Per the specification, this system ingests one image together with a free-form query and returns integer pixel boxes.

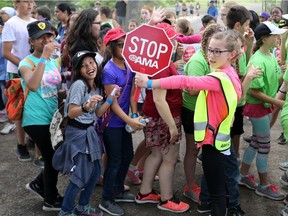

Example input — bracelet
[147,79,152,89]
[131,113,138,118]
[39,58,47,64]
[81,103,89,113]
[106,97,113,105]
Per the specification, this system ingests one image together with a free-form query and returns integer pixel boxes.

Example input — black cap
[72,51,96,70]
[27,20,54,39]
[254,21,287,41]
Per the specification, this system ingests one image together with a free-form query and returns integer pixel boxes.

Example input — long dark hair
[67,9,99,57]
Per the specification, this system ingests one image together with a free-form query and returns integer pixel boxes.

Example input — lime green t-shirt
[182,50,210,111]
[246,50,280,105]
[237,52,247,106]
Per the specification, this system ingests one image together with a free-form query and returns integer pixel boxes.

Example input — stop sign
[122,24,174,77]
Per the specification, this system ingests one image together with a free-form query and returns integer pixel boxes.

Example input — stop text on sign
[128,36,169,69]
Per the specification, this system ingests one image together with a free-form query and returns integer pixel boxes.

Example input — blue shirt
[0,34,7,81]
[101,60,134,127]
[207,6,218,18]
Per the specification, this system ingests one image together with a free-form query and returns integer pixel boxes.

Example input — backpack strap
[22,57,36,100]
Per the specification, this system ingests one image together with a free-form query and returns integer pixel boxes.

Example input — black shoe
[16,144,32,162]
[227,204,245,216]
[278,133,287,145]
[25,181,44,200]
[34,156,44,169]
[242,135,252,143]
[197,202,211,213]
[42,195,63,211]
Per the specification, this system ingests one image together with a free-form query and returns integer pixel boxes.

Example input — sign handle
[133,68,145,102]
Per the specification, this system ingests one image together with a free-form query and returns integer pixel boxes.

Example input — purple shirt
[102,60,134,127]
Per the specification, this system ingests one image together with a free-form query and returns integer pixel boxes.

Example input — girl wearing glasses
[135,29,262,216]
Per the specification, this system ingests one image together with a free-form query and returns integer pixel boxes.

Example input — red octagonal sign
[122,24,174,77]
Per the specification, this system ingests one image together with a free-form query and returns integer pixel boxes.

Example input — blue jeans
[61,160,101,213]
[102,127,134,201]
[0,80,6,110]
[200,143,240,208]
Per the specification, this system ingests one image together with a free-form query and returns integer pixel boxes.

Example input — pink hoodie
[177,34,202,44]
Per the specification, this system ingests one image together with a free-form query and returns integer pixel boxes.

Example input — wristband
[147,79,152,89]
[39,58,47,64]
[81,103,89,113]
[131,113,138,118]
[106,97,113,105]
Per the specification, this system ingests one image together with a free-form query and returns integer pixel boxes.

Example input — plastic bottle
[125,118,149,133]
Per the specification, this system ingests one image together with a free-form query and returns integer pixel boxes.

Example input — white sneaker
[1,123,16,135]
[0,109,6,114]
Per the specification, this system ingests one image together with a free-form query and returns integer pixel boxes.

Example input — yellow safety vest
[194,72,238,152]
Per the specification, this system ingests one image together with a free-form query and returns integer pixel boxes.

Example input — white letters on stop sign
[129,36,168,60]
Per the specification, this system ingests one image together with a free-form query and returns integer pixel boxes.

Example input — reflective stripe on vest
[194,72,237,152]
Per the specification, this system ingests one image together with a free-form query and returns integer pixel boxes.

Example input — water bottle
[125,118,149,133]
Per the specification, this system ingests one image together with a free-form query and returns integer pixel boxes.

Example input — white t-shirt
[2,16,36,74]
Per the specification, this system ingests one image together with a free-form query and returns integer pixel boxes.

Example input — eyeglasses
[93,21,102,25]
[207,49,231,56]
[116,42,124,48]
[220,13,227,17]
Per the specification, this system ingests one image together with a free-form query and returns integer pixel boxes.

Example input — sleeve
[177,34,202,44]
[185,57,208,77]
[67,81,86,106]
[159,75,222,92]
[247,58,265,89]
[2,22,16,42]
[102,65,117,85]
[283,66,288,83]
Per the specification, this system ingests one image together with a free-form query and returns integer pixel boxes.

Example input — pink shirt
[177,34,202,44]
[159,66,242,147]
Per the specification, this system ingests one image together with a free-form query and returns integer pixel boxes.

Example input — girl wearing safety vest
[134,29,262,216]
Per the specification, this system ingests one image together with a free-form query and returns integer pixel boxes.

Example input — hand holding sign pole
[122,24,174,101]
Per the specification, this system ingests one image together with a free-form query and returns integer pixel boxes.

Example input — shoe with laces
[197,202,211,214]
[280,205,288,216]
[279,162,288,171]
[278,133,287,145]
[34,156,44,168]
[99,200,124,216]
[114,192,135,203]
[135,190,160,204]
[74,205,103,216]
[255,184,285,201]
[26,181,44,199]
[127,168,141,185]
[183,184,200,203]
[280,172,288,186]
[43,195,63,211]
[157,195,189,213]
[16,144,32,162]
[227,204,245,216]
[1,122,16,134]
[238,174,258,190]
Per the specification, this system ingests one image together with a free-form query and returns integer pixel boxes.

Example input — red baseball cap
[104,27,126,46]
[156,23,178,40]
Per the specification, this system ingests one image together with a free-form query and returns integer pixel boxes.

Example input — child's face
[237,19,250,35]
[264,34,280,49]
[272,8,282,23]
[141,9,151,21]
[207,38,234,69]
[80,56,97,81]
[128,22,137,31]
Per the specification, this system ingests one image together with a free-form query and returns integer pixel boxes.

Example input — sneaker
[280,205,288,216]
[279,162,288,171]
[242,135,252,143]
[99,200,124,216]
[278,133,287,145]
[157,195,189,213]
[16,144,32,162]
[74,205,103,216]
[197,202,211,214]
[280,172,288,186]
[0,113,8,123]
[238,174,258,190]
[227,204,245,216]
[26,181,44,199]
[135,190,160,204]
[255,184,285,201]
[1,122,16,134]
[183,184,200,203]
[43,195,63,211]
[114,192,135,203]
[127,168,141,185]
[284,194,288,205]
[34,156,44,168]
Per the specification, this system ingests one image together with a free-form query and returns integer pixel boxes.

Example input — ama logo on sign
[122,24,174,77]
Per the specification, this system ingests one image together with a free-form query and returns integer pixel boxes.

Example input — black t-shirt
[115,1,126,17]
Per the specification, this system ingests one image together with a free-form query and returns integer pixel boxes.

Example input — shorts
[231,106,244,137]
[144,115,182,149]
[181,106,194,134]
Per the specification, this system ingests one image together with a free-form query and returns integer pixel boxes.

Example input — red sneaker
[127,169,141,185]
[135,190,161,204]
[183,184,200,202]
[157,196,189,213]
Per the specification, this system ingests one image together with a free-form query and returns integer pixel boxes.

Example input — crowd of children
[2,0,288,216]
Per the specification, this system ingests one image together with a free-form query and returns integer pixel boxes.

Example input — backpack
[4,58,34,121]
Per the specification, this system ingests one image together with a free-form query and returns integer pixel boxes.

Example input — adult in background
[2,0,36,159]
[115,0,127,28]
[54,2,71,43]
[207,1,218,21]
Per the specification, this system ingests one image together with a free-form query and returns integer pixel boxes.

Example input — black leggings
[202,145,227,216]
[24,125,59,203]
